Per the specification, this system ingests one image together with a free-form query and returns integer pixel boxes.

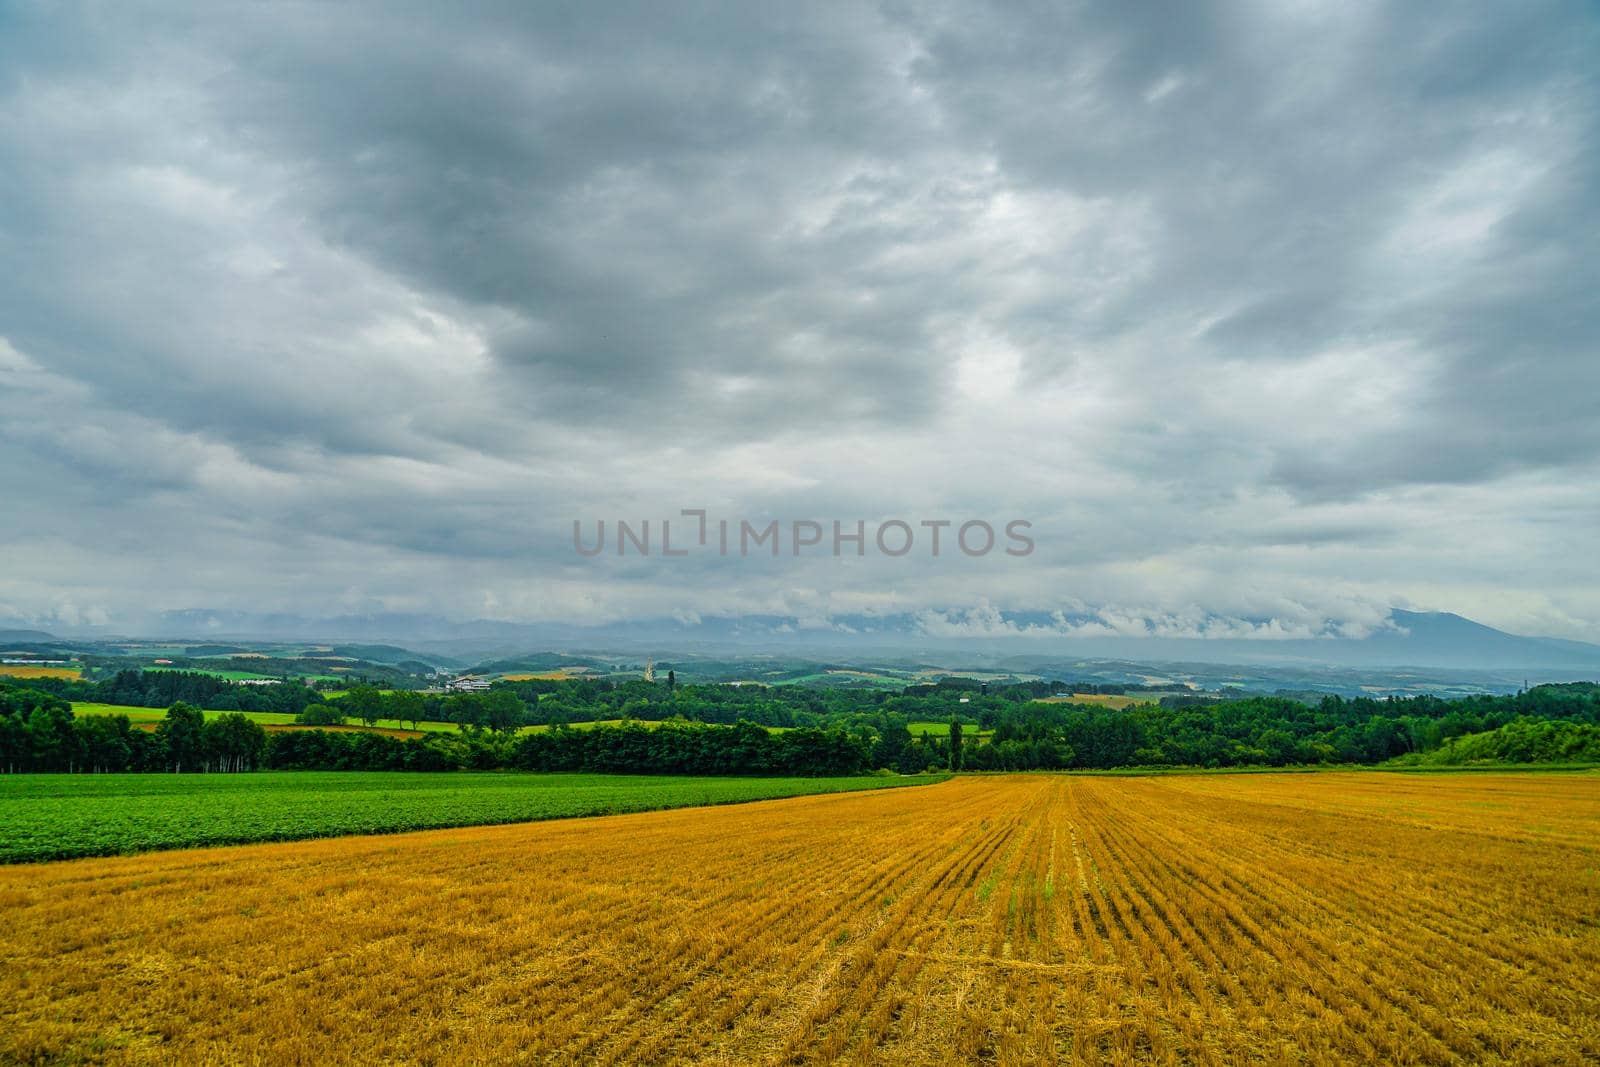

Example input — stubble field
[2,771,1597,1064]
[0,665,82,680]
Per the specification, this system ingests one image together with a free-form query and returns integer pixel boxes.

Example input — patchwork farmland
[3,772,1596,1064]
[0,664,82,681]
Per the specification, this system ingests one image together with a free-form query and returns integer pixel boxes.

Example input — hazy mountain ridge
[20,607,1600,673]
[0,629,62,646]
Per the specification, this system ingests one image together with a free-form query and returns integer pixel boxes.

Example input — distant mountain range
[0,629,61,645]
[1351,610,1600,671]
[28,607,1600,673]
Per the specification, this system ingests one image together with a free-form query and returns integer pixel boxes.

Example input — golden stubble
[2,771,1597,1065]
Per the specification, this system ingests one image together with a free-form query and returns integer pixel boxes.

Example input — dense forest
[3,672,1598,774]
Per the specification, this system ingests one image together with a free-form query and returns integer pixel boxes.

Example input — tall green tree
[156,702,206,773]
[26,704,79,772]
[873,715,913,772]
[203,712,268,772]
[296,703,345,726]
[0,711,28,773]
[344,685,385,728]
[447,694,487,732]
[389,690,425,731]
[483,689,524,733]
[78,715,133,773]
[948,718,963,771]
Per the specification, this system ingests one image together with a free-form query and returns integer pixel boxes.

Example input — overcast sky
[2,1,1597,641]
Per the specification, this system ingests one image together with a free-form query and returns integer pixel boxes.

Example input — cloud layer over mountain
[2,1,1597,639]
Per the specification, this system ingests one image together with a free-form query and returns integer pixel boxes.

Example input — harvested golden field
[501,669,586,681]
[0,664,81,680]
[1034,693,1142,709]
[3,772,1598,1064]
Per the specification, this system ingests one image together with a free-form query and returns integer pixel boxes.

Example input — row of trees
[944,685,1600,770]
[503,676,1016,728]
[6,678,1598,774]
[32,669,323,715]
[320,686,525,731]
[275,720,884,776]
[1,692,267,774]
[24,673,534,731]
[0,687,886,776]
[16,668,1165,735]
[511,721,875,776]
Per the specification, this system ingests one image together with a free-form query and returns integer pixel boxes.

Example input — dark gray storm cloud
[1,0,1597,639]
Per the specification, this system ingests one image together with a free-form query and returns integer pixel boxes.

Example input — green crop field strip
[141,666,289,681]
[521,718,789,733]
[75,704,468,734]
[0,771,947,863]
[142,666,346,682]
[907,720,992,740]
[70,705,786,737]
[73,704,300,726]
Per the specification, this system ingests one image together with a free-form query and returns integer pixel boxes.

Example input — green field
[143,665,345,683]
[0,771,947,863]
[523,718,789,734]
[71,705,785,737]
[142,666,287,681]
[907,720,993,741]
[73,703,299,726]
[1032,692,1145,709]
[523,717,636,732]
[74,703,470,734]
[776,671,908,689]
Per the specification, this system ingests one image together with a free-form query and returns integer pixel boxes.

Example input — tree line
[0,687,885,776]
[5,675,1598,774]
[14,669,1159,732]
[0,694,269,774]
[944,684,1600,770]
